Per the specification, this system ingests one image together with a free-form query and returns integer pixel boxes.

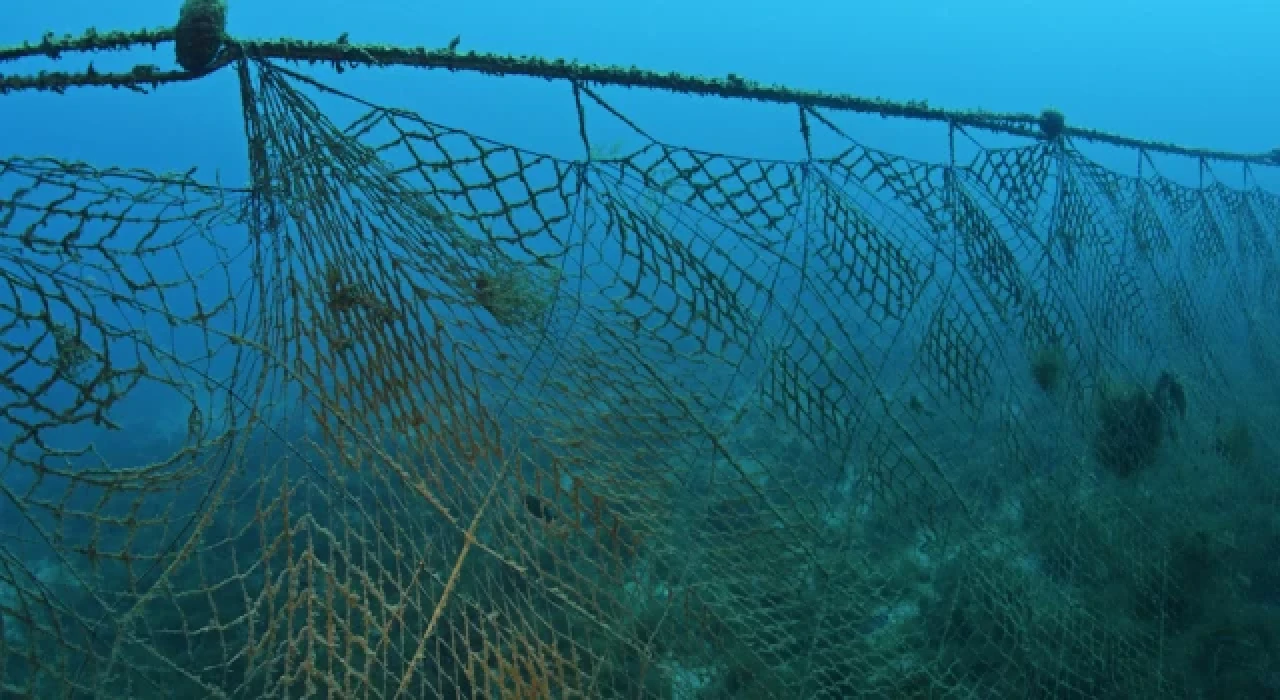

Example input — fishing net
[2,15,1280,700]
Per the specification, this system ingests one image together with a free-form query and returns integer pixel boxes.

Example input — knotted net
[2,26,1279,700]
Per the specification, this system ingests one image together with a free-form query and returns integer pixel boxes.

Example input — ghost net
[2,20,1280,700]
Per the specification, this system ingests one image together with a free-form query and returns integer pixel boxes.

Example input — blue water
[5,0,1278,184]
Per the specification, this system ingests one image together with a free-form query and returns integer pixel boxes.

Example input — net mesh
[2,51,1279,699]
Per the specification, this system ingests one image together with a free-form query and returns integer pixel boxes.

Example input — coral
[1093,381,1164,477]
[1029,343,1065,393]
[1213,418,1253,466]
[1152,371,1187,419]
[174,0,228,73]
[1180,604,1280,697]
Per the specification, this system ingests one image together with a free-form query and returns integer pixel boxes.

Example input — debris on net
[174,0,227,72]
[471,257,562,329]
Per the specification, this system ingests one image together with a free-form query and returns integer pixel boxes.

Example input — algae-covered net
[3,5,1280,698]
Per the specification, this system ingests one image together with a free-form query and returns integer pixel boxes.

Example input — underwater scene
[2,0,1280,697]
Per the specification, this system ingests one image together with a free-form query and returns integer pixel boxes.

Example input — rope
[3,27,1278,167]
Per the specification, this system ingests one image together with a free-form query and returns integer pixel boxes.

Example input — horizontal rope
[3,27,1278,167]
